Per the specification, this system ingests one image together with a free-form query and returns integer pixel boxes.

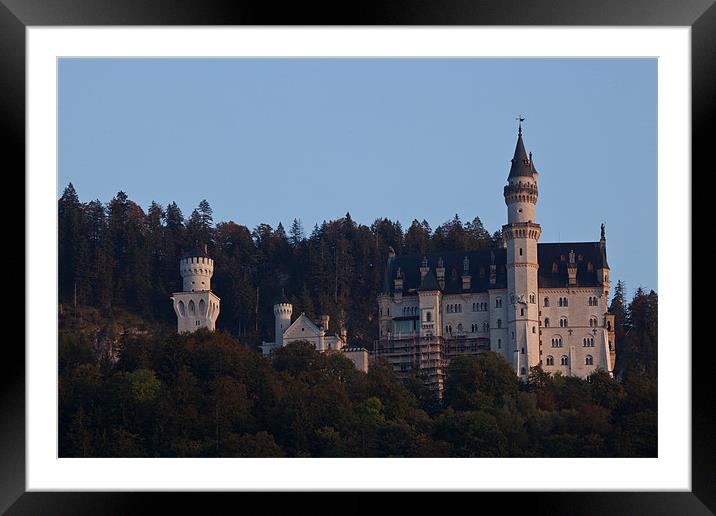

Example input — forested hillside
[58,183,658,458]
[58,183,499,349]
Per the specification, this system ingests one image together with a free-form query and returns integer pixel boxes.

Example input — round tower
[273,291,293,348]
[180,246,214,292]
[172,246,220,334]
[502,120,542,378]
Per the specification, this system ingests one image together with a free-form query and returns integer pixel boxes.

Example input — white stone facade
[261,307,369,373]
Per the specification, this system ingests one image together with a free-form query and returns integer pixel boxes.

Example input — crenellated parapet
[501,221,542,241]
[503,182,539,205]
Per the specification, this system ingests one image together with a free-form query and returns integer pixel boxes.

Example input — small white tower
[273,291,293,348]
[171,246,220,333]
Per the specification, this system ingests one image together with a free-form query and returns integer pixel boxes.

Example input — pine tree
[289,218,304,247]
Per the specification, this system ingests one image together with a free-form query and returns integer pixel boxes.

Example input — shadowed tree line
[59,183,500,349]
[59,334,656,458]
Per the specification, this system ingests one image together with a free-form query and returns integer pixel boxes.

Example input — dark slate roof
[383,241,608,294]
[181,247,210,259]
[418,269,440,291]
[537,242,608,288]
[508,131,538,179]
[386,248,508,294]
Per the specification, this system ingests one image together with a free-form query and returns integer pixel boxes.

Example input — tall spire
[508,118,536,179]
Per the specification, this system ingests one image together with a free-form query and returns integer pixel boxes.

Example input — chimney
[436,257,445,290]
[420,256,429,279]
[462,256,471,290]
[321,315,330,332]
[567,249,577,286]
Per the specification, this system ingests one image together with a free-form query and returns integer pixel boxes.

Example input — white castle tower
[171,246,220,333]
[502,120,541,379]
[273,291,293,348]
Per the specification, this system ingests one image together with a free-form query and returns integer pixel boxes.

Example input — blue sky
[59,58,657,297]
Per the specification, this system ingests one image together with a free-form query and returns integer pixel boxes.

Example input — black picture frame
[4,1,708,513]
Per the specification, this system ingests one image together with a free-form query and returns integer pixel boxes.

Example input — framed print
[4,0,711,513]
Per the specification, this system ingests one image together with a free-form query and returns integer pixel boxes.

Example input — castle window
[496,298,502,308]
[457,323,463,333]
[561,355,569,366]
[530,293,536,304]
[589,316,598,328]
[519,248,523,256]
[426,312,432,322]
[521,347,525,354]
[551,336,563,348]
[552,262,558,273]
[520,367,526,375]
[560,317,568,328]
[586,355,594,366]
[533,326,536,333]
[546,355,554,366]
[544,297,550,307]
[520,308,524,316]
[544,318,550,327]
[497,319,502,329]
[178,301,185,316]
[497,339,502,349]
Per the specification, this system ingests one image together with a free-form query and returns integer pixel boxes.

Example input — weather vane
[516,115,525,135]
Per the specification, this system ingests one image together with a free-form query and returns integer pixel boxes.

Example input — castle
[170,247,368,372]
[170,124,615,391]
[374,123,616,393]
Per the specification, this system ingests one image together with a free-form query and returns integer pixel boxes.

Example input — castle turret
[502,120,541,378]
[273,291,293,348]
[171,246,220,333]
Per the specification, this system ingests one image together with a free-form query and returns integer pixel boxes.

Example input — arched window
[497,338,502,349]
[544,318,550,327]
[188,300,196,315]
[178,300,185,316]
[589,316,598,328]
[551,336,563,348]
[558,297,563,307]
[544,297,550,307]
[532,326,536,333]
[586,355,594,365]
[560,317,568,328]
[561,355,569,366]
[497,319,502,329]
[199,299,206,316]
[457,323,463,333]
[530,293,536,304]
[520,308,525,316]
[564,297,569,307]
[426,312,432,322]
[546,355,554,366]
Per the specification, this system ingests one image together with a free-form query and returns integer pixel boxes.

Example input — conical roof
[273,289,291,305]
[508,130,535,179]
